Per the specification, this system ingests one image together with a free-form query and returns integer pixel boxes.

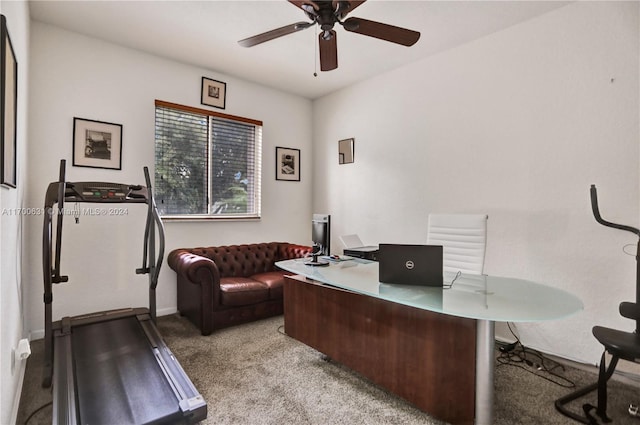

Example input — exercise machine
[555,185,640,423]
[42,160,207,424]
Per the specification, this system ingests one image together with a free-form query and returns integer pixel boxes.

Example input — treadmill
[41,159,207,424]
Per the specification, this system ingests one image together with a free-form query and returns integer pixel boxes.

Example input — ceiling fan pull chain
[314,24,318,77]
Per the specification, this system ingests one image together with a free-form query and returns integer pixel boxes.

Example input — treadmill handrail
[144,166,165,290]
[139,168,152,275]
[54,160,67,283]
[152,206,166,288]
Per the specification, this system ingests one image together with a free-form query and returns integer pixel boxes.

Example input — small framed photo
[72,117,122,170]
[201,77,226,109]
[276,147,300,182]
[1,14,17,188]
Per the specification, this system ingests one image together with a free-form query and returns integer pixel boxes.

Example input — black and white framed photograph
[276,146,300,182]
[72,117,122,170]
[201,77,226,109]
[1,14,17,188]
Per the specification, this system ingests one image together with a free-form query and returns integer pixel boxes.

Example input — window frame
[154,99,263,221]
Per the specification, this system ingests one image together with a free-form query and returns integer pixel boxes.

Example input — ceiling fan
[238,0,420,72]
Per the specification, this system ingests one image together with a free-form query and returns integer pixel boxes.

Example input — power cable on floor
[495,322,576,389]
[24,401,52,425]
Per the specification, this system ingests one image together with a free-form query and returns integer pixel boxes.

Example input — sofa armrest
[279,243,313,260]
[168,249,221,284]
[168,249,220,335]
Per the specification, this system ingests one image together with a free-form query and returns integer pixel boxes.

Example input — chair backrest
[620,301,640,334]
[426,214,488,275]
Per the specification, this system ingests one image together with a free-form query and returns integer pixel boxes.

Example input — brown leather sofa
[168,242,312,335]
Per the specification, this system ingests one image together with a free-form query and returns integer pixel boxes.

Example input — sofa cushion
[250,271,289,300]
[219,277,269,306]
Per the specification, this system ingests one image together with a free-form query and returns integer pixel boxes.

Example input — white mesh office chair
[426,214,488,275]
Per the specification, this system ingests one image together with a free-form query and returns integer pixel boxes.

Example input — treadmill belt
[72,317,183,425]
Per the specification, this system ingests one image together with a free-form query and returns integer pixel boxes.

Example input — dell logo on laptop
[405,260,415,270]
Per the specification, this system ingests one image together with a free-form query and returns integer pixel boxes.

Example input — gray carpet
[16,314,640,424]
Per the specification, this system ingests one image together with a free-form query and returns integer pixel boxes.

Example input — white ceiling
[29,0,570,99]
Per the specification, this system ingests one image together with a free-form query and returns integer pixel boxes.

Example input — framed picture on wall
[275,146,300,182]
[1,14,18,188]
[72,117,123,170]
[201,77,226,109]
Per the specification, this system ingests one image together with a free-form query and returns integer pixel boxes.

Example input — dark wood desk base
[284,274,477,424]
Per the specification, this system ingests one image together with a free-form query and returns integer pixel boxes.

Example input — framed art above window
[201,77,226,109]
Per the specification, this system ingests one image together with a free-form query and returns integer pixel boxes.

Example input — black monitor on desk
[312,213,330,255]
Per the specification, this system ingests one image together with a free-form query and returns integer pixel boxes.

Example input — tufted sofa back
[184,242,309,278]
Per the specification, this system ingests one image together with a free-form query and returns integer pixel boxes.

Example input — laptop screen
[378,244,443,287]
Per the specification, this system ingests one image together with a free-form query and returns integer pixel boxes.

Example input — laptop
[378,244,443,287]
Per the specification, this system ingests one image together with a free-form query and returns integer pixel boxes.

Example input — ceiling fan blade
[238,22,313,47]
[319,30,338,71]
[343,17,420,46]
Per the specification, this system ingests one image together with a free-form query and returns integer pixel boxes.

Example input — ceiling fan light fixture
[341,18,359,31]
[333,1,348,16]
[320,22,335,31]
[301,1,320,11]
[294,22,314,30]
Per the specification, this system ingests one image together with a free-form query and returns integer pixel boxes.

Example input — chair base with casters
[555,302,640,424]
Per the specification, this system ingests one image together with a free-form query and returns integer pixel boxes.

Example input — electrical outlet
[11,339,31,375]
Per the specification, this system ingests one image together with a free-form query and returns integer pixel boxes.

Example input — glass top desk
[276,258,583,425]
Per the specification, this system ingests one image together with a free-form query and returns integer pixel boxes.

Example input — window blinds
[154,101,262,218]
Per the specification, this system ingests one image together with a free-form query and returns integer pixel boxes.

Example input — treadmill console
[64,182,147,203]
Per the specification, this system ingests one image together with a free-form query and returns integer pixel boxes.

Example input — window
[154,100,262,219]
